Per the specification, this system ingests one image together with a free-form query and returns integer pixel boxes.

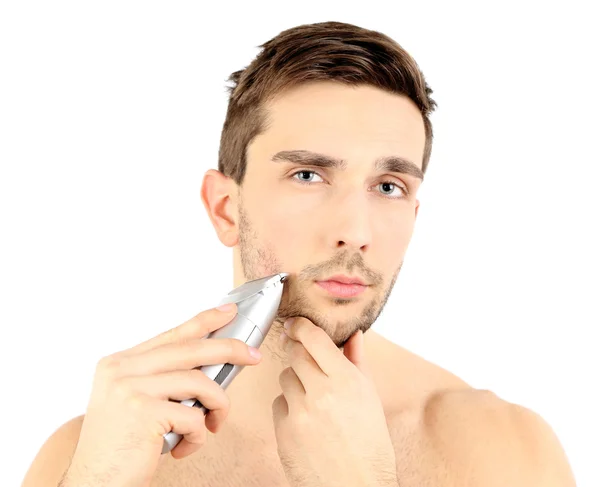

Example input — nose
[325,190,371,252]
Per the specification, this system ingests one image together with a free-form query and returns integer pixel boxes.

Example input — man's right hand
[62,302,262,487]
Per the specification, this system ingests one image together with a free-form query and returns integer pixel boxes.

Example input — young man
[22,21,575,487]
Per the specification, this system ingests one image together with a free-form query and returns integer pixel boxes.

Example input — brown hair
[218,21,437,186]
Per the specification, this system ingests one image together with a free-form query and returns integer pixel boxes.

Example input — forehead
[248,81,426,171]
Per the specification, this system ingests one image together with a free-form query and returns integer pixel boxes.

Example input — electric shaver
[161,272,289,454]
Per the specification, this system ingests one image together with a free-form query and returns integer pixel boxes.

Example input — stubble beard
[237,201,401,351]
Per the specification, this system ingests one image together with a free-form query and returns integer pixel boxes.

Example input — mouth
[314,279,368,298]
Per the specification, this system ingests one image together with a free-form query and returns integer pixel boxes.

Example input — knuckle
[192,436,206,448]
[195,310,214,328]
[192,310,211,329]
[181,339,203,358]
[187,429,207,447]
[291,409,311,427]
[187,368,209,387]
[211,384,231,410]
[184,315,205,338]
[227,338,243,356]
[125,393,146,412]
[185,367,202,380]
[213,399,230,418]
[111,378,133,400]
[96,354,121,376]
[221,391,231,410]
[278,367,294,387]
[161,327,179,343]
[188,370,229,408]
[312,391,335,412]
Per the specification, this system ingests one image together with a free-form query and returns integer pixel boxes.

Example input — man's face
[234,81,425,348]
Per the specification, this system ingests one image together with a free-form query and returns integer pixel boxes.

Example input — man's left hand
[272,317,398,487]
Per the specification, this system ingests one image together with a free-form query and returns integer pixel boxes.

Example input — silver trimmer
[161,272,289,454]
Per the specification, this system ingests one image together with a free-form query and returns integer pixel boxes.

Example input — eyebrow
[271,149,424,181]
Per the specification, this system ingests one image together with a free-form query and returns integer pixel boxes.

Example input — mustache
[298,251,383,286]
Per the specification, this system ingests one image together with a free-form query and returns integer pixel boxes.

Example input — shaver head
[217,272,289,336]
[217,272,289,306]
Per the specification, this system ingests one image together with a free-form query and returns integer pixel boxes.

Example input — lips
[320,274,367,286]
[315,275,368,298]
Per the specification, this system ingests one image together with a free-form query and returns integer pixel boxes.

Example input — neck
[223,320,298,434]
[224,266,394,435]
[223,321,389,437]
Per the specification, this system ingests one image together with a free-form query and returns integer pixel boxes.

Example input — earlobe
[200,169,239,247]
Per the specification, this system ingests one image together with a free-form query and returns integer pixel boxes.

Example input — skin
[200,79,427,433]
[204,80,423,345]
[20,80,577,487]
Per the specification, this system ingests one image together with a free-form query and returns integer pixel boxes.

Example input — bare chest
[148,344,465,487]
[150,430,290,487]
[149,408,422,487]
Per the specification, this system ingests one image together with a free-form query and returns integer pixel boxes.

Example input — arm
[21,415,84,487]
[393,389,576,487]
[422,389,576,487]
[508,403,577,487]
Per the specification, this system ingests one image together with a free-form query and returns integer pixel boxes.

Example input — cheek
[257,198,322,267]
[375,209,415,254]
[267,203,311,245]
[261,185,320,233]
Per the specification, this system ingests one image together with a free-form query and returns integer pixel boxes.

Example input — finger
[122,304,238,356]
[122,370,232,438]
[284,317,347,378]
[115,336,260,377]
[283,337,325,390]
[171,436,203,459]
[204,407,225,435]
[156,399,209,459]
[118,369,230,411]
[131,369,232,439]
[272,393,289,419]
[278,366,305,414]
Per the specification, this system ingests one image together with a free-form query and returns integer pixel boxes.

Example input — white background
[1,1,598,486]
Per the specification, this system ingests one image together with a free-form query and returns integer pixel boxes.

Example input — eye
[376,181,408,199]
[292,170,324,184]
[290,170,408,199]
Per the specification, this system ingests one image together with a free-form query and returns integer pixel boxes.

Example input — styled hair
[218,21,437,186]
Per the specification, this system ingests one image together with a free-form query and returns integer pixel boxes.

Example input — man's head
[201,21,437,348]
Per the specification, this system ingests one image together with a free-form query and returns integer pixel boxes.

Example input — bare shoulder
[388,387,576,487]
[21,414,85,487]
[370,337,575,486]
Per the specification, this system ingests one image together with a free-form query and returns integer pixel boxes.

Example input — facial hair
[237,198,402,349]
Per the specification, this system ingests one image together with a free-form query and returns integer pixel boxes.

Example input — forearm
[57,462,123,487]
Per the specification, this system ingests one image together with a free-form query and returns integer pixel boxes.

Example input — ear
[200,169,239,247]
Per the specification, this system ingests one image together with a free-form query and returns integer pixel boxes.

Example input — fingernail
[284,318,294,330]
[217,303,235,312]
